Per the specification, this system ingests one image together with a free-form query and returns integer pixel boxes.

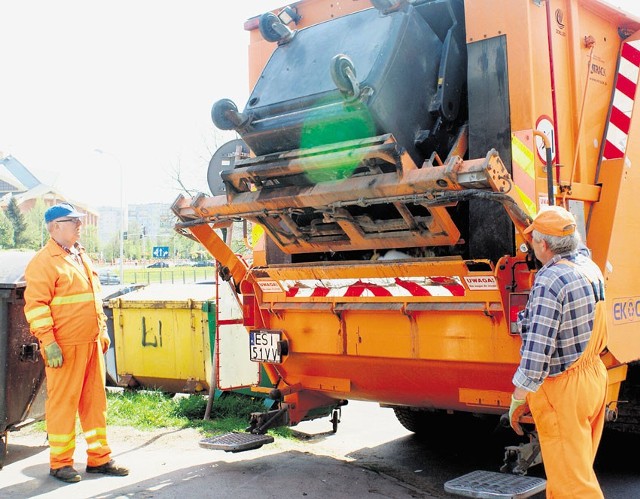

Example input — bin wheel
[211,99,240,130]
[0,432,7,470]
[371,0,405,13]
[259,12,285,43]
[330,54,360,98]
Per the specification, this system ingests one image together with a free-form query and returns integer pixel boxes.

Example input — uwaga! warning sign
[464,276,499,290]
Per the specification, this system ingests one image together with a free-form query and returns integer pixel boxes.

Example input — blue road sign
[152,246,170,258]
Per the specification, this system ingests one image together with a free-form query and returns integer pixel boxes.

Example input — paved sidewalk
[0,402,435,499]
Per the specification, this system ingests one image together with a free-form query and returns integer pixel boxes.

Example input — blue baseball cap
[44,203,86,223]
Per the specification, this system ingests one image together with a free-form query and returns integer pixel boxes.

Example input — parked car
[99,270,121,285]
[192,261,215,267]
[147,261,169,268]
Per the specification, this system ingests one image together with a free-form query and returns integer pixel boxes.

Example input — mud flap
[199,432,274,452]
[444,470,546,498]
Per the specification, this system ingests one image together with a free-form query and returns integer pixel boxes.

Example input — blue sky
[1,0,639,208]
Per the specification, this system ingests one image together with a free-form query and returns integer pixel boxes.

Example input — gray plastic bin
[233,5,443,168]
[0,251,46,469]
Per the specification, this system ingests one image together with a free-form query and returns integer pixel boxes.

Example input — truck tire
[393,407,513,456]
[394,407,426,433]
[607,361,640,434]
[393,407,455,437]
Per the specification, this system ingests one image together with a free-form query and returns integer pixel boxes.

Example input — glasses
[57,218,82,225]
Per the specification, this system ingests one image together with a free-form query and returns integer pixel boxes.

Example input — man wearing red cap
[509,205,607,498]
[23,203,129,483]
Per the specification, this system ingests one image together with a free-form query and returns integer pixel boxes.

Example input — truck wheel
[393,407,431,434]
[393,407,461,438]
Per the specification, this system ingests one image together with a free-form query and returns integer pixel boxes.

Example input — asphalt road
[2,400,640,498]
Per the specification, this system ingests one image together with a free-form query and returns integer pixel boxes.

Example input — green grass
[119,390,294,438]
[106,390,282,435]
[32,389,292,438]
[107,390,264,433]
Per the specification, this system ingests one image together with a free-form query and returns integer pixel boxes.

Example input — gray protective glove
[509,395,528,436]
[44,341,63,368]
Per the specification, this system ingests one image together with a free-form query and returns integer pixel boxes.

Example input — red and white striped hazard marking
[282,277,465,298]
[603,40,640,160]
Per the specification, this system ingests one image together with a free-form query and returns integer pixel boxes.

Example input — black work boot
[50,466,82,483]
[86,459,129,476]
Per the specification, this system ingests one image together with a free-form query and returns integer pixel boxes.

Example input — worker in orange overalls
[24,203,129,484]
[510,206,607,498]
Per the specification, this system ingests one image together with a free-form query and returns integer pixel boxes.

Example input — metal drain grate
[444,470,546,499]
[199,432,275,452]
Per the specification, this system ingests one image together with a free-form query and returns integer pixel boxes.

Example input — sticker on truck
[256,280,282,293]
[463,276,498,290]
[612,297,640,324]
[279,276,465,298]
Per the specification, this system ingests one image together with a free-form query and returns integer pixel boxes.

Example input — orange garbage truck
[173,0,640,491]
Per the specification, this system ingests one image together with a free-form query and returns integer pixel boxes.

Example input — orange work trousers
[527,302,608,498]
[44,340,112,469]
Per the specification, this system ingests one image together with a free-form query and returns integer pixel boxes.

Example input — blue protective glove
[509,395,528,436]
[44,341,63,368]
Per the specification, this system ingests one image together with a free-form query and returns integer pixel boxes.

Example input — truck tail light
[243,294,256,327]
[508,293,529,335]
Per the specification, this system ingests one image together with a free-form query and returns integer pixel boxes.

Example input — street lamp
[94,148,126,284]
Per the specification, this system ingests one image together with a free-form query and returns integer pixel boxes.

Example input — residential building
[1,153,175,250]
[0,154,99,225]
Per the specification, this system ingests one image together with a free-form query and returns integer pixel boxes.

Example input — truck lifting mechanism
[174,0,640,496]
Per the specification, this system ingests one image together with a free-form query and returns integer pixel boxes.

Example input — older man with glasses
[509,205,607,498]
[23,202,129,483]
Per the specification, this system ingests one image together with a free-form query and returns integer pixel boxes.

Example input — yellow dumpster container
[110,283,226,394]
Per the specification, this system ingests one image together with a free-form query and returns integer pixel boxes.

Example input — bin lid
[0,250,36,288]
[101,283,147,302]
[110,283,216,308]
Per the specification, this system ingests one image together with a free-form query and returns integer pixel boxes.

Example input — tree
[101,234,119,264]
[81,223,100,259]
[24,198,47,249]
[123,220,142,261]
[172,231,202,260]
[168,128,236,199]
[0,209,14,249]
[5,197,29,248]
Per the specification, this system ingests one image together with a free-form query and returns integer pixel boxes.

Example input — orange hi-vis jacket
[24,238,107,348]
[24,238,113,469]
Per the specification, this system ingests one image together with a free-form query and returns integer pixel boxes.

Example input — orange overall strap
[557,259,608,357]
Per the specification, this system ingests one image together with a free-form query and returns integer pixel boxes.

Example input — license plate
[249,330,281,363]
